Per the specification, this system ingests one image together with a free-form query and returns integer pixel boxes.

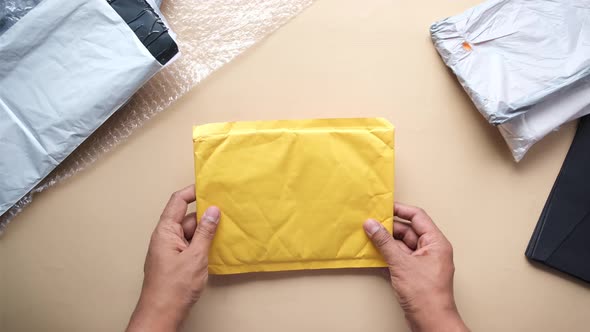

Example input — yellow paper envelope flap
[193,118,394,143]
[193,118,394,274]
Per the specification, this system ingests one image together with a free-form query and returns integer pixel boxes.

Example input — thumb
[364,219,406,265]
[189,206,221,255]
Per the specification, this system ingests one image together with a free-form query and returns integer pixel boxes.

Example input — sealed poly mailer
[430,0,590,161]
[431,0,590,125]
[193,118,394,274]
[0,0,178,215]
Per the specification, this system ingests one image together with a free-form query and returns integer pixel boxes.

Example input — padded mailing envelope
[193,118,394,274]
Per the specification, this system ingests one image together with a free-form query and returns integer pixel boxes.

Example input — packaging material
[431,0,590,125]
[0,0,178,216]
[109,0,178,65]
[431,0,590,161]
[0,0,314,233]
[498,80,590,161]
[193,118,395,275]
[0,0,166,37]
[526,115,590,283]
[0,0,42,36]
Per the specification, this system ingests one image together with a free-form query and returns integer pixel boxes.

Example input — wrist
[126,292,189,332]
[405,294,468,332]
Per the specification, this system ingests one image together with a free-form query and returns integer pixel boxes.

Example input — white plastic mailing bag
[0,0,174,214]
[498,79,590,161]
[431,0,590,161]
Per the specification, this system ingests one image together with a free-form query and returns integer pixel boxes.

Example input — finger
[159,185,196,225]
[363,219,409,263]
[189,206,221,255]
[181,212,197,241]
[393,221,419,250]
[394,203,440,236]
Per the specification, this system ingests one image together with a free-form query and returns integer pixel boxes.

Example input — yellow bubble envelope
[193,118,394,274]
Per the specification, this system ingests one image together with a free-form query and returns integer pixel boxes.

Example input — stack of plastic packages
[430,0,590,161]
[0,0,179,217]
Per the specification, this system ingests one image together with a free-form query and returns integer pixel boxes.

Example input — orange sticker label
[462,41,472,51]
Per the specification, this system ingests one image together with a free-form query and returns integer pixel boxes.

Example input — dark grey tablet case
[526,115,590,283]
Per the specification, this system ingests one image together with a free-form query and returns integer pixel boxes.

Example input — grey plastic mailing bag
[0,0,176,215]
[498,78,590,161]
[431,0,590,161]
[0,0,164,37]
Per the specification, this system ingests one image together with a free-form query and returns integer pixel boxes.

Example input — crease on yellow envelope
[193,118,394,274]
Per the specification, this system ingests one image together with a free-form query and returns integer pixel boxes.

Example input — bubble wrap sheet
[0,0,314,232]
[0,0,43,36]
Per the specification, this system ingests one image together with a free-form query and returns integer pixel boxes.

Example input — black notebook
[526,115,590,283]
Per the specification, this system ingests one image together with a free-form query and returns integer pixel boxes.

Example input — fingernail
[364,219,381,236]
[203,206,220,224]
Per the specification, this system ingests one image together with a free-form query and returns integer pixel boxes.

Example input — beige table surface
[2,0,590,331]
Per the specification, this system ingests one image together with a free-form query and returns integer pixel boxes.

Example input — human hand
[364,203,468,332]
[126,185,221,332]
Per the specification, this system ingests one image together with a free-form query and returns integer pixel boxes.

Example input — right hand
[363,203,469,332]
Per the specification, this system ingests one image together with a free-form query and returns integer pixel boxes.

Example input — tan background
[2,0,590,331]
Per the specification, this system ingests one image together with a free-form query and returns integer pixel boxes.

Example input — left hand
[126,185,221,332]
